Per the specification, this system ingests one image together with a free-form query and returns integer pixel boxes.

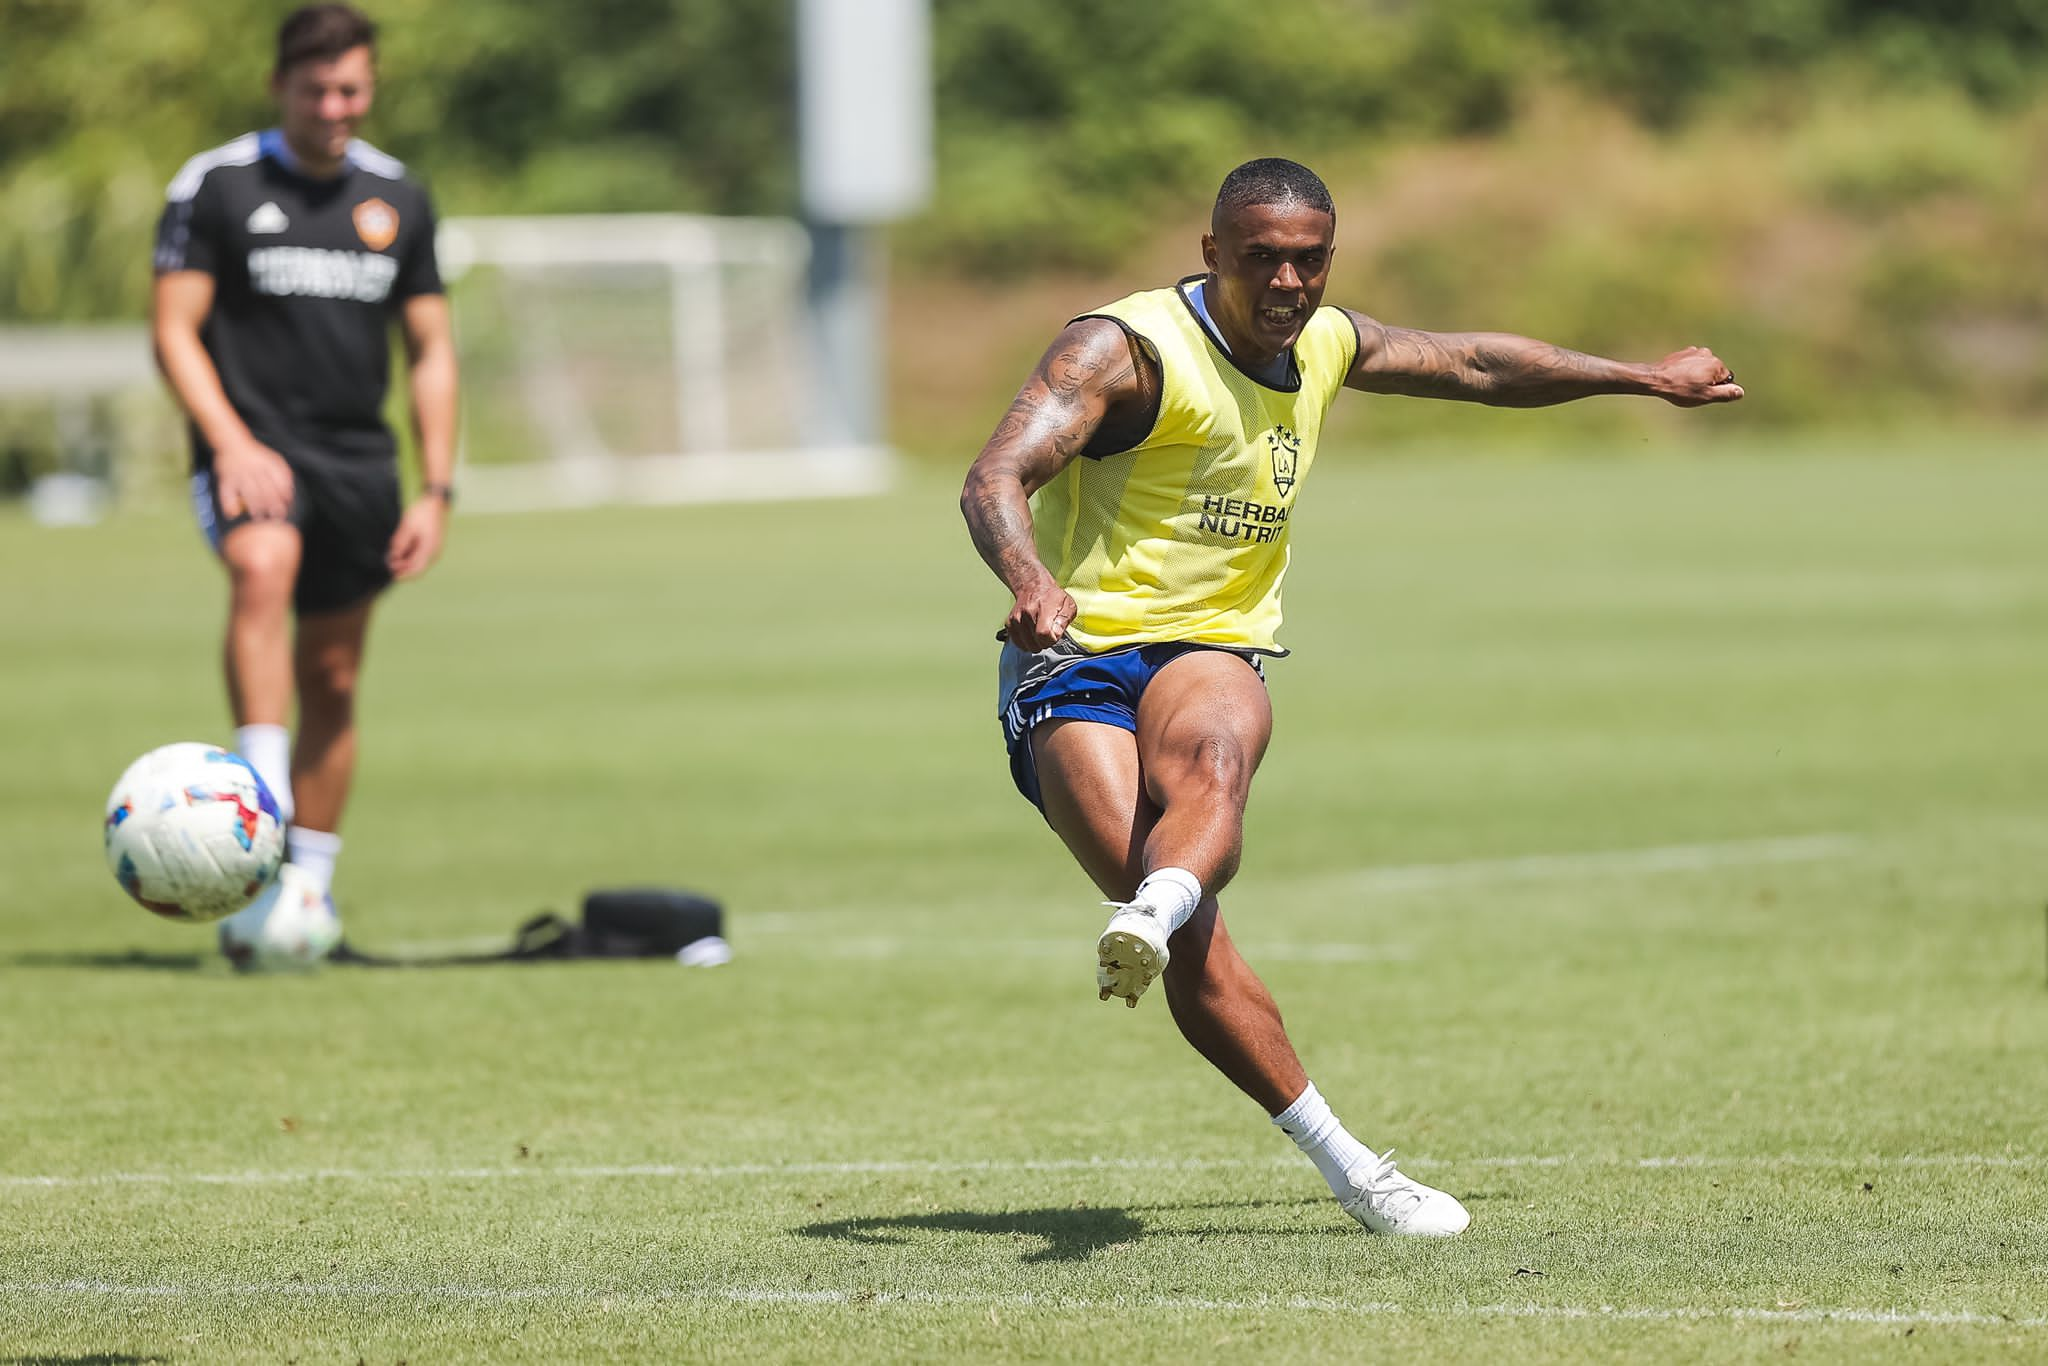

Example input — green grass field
[3,439,2046,1362]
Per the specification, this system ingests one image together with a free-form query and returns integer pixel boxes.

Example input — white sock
[286,826,342,899]
[1135,867,1202,935]
[1272,1082,1377,1198]
[234,723,294,825]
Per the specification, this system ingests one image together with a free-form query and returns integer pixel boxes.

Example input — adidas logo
[246,202,289,234]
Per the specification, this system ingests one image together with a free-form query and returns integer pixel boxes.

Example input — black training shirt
[155,129,441,469]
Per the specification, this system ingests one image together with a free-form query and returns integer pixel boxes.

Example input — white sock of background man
[233,723,293,827]
[286,826,343,901]
[1271,1082,1379,1197]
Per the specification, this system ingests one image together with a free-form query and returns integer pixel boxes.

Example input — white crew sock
[234,724,294,825]
[1134,867,1202,936]
[1272,1082,1377,1198]
[286,826,342,899]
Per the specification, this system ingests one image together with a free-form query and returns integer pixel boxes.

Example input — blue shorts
[998,641,1264,811]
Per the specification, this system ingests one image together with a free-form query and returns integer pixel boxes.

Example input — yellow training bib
[1030,276,1357,654]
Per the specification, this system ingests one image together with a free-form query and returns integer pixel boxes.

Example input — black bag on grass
[331,888,724,967]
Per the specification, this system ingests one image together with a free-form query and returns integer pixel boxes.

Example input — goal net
[438,213,890,512]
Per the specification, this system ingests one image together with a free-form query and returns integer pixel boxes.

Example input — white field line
[1335,834,1865,894]
[4,1151,2040,1190]
[3,1280,2042,1330]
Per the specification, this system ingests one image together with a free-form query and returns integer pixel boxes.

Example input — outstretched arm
[1344,311,1744,408]
[961,318,1145,650]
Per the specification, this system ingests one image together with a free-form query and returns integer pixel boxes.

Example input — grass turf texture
[2,439,2045,1362]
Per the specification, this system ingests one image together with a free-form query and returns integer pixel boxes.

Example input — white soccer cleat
[217,862,342,973]
[1338,1150,1471,1236]
[1096,899,1170,1007]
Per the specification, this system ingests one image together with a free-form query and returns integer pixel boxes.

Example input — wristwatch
[423,481,456,506]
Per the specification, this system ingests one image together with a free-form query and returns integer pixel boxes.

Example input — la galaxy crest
[1266,425,1301,496]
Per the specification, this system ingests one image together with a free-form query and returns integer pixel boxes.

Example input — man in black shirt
[151,3,457,965]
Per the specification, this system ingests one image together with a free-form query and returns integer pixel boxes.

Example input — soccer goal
[0,324,173,523]
[438,213,891,512]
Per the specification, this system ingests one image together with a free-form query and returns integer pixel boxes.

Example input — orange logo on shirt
[352,197,399,252]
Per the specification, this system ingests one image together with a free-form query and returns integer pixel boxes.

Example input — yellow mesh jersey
[1032,277,1358,654]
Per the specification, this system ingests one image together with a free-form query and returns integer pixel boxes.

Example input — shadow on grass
[7,950,206,973]
[801,1206,1145,1263]
[5,1356,170,1364]
[799,1197,1330,1264]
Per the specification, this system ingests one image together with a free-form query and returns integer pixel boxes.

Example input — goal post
[437,212,892,513]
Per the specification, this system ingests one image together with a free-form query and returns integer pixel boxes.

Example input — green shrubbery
[2,0,2043,441]
[1336,93,2047,436]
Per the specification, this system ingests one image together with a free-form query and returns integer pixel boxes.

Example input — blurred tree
[1,0,2044,438]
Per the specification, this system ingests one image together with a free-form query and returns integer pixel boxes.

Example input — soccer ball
[104,742,286,922]
[217,863,343,972]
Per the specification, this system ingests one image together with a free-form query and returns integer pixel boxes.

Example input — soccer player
[961,158,1742,1235]
[150,3,456,965]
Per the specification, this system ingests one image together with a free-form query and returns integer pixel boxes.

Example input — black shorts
[191,448,400,615]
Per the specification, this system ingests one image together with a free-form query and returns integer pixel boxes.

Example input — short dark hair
[1213,158,1335,230]
[275,3,377,77]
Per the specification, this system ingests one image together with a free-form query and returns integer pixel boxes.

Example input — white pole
[797,0,930,450]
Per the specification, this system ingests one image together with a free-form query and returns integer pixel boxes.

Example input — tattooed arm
[961,318,1147,650]
[1344,311,1744,408]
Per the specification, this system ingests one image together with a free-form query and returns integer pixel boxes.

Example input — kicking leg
[1030,671,1307,1114]
[1037,650,1275,1008]
[1032,716,1174,1004]
[1090,648,1275,1007]
[1037,652,1470,1235]
[1131,648,1271,895]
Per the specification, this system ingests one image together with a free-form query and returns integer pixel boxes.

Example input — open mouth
[1259,305,1303,329]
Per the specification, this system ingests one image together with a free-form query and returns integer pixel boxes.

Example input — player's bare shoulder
[1062,315,1160,456]
[975,317,1155,483]
[1040,315,1154,414]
